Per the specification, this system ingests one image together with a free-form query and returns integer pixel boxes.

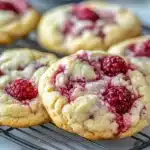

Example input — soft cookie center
[52,54,131,101]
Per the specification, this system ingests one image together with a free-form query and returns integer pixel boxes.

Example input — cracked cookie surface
[39,50,150,140]
[38,1,141,55]
[0,48,58,127]
[109,36,150,83]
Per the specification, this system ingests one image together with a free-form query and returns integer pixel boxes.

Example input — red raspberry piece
[58,78,86,102]
[72,4,99,22]
[0,1,19,13]
[52,65,86,101]
[103,86,135,114]
[52,65,65,84]
[5,79,38,102]
[0,70,4,76]
[101,56,128,76]
[128,40,150,57]
[62,20,74,35]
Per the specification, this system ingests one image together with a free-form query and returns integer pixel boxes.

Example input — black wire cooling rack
[0,123,150,150]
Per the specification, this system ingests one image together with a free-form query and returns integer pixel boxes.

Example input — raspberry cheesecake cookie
[0,0,40,44]
[38,1,141,55]
[109,36,150,78]
[0,48,58,127]
[39,50,150,140]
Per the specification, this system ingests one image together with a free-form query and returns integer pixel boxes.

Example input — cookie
[39,50,150,140]
[109,36,150,78]
[0,48,58,127]
[0,0,40,44]
[38,1,141,55]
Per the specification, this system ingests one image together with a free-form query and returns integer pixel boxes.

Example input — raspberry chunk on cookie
[38,1,141,54]
[5,79,38,104]
[39,50,150,140]
[0,1,20,13]
[109,36,150,76]
[0,48,58,127]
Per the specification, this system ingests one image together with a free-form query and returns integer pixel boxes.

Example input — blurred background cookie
[109,36,150,81]
[0,0,41,44]
[38,1,141,55]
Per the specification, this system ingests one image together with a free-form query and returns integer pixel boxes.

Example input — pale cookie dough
[109,36,150,83]
[39,50,150,140]
[38,1,141,55]
[0,48,58,127]
[0,0,40,44]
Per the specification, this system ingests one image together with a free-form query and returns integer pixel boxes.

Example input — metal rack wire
[1,123,150,150]
[0,26,150,150]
